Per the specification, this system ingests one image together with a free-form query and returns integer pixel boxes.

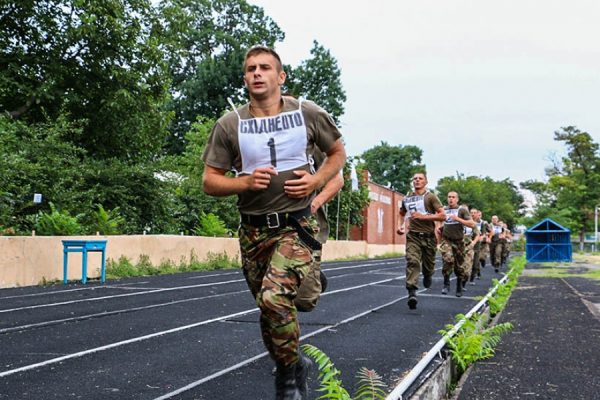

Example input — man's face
[471,209,478,220]
[243,53,286,101]
[412,174,427,190]
[492,216,499,224]
[447,192,459,207]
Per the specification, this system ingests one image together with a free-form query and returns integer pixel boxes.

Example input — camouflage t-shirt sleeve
[459,207,471,220]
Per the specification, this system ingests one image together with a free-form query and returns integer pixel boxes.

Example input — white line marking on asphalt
[152,294,410,400]
[0,259,400,313]
[0,275,405,378]
[0,279,247,314]
[0,281,152,300]
[0,290,249,334]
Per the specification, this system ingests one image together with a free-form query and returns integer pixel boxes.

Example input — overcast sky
[249,0,600,190]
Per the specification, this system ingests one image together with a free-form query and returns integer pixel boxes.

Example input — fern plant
[92,204,125,235]
[301,344,387,400]
[439,314,513,375]
[34,202,83,235]
[193,212,229,237]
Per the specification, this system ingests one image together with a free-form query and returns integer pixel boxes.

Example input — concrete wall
[0,235,404,288]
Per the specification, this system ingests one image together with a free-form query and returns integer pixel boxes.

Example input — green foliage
[33,203,83,236]
[302,344,351,400]
[521,126,599,245]
[285,41,347,125]
[92,204,125,235]
[302,344,387,400]
[193,212,229,237]
[157,0,285,153]
[439,314,513,375]
[1,0,172,162]
[354,367,387,400]
[105,251,239,279]
[327,158,371,240]
[487,256,526,315]
[435,174,525,228]
[360,142,425,194]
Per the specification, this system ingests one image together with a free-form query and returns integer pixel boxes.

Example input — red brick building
[350,173,406,245]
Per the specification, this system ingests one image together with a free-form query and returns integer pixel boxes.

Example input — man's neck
[249,97,283,117]
[413,188,427,195]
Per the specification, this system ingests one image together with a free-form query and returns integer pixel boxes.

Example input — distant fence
[0,235,405,288]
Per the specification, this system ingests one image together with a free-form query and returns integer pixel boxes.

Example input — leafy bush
[92,204,125,235]
[34,202,83,235]
[439,314,513,375]
[193,212,230,237]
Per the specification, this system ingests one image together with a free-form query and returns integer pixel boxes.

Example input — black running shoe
[407,290,418,310]
[423,274,432,288]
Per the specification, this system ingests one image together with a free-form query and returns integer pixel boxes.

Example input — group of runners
[396,172,513,309]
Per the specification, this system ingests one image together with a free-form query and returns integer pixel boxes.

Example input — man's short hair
[244,45,283,71]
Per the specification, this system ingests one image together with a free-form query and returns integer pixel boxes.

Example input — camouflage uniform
[461,224,479,281]
[401,191,443,291]
[490,223,504,268]
[440,238,466,279]
[294,206,328,312]
[440,205,471,283]
[239,216,319,366]
[202,96,342,372]
[405,232,438,289]
[470,220,485,280]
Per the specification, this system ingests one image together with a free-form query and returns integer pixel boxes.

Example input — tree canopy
[0,0,349,235]
[521,126,600,245]
[360,141,425,194]
[435,174,525,228]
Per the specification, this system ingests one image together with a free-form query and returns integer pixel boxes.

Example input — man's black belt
[240,207,322,251]
[240,207,311,229]
[408,231,435,238]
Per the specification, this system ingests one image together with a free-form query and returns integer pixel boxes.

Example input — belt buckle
[266,212,280,229]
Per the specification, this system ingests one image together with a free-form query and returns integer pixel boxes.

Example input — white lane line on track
[0,279,247,314]
[0,275,405,378]
[152,292,411,400]
[186,271,241,279]
[0,281,153,300]
[0,259,400,313]
[0,290,249,334]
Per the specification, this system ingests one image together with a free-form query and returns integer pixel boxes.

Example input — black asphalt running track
[458,263,600,400]
[0,256,507,399]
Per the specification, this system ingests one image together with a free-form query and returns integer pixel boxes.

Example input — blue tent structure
[525,218,572,262]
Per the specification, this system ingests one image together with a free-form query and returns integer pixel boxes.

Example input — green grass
[105,251,240,279]
[529,266,600,281]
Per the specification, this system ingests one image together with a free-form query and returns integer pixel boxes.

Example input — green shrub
[92,204,125,235]
[34,202,83,235]
[193,212,229,237]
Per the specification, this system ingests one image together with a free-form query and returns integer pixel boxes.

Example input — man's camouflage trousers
[461,236,474,280]
[238,216,318,367]
[405,232,437,290]
[440,237,466,281]
[479,241,489,267]
[490,239,503,267]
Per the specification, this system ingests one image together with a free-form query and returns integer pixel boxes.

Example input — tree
[435,174,525,228]
[360,141,425,194]
[284,41,347,125]
[521,126,600,247]
[157,0,285,153]
[326,157,370,240]
[1,0,172,163]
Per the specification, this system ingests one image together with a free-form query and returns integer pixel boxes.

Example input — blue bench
[62,240,107,284]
